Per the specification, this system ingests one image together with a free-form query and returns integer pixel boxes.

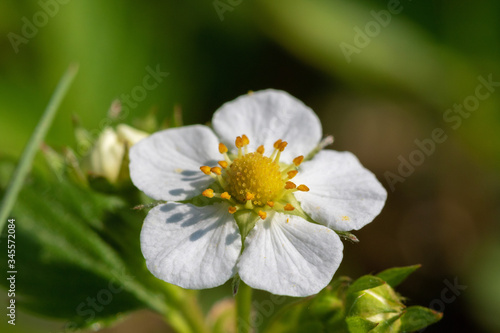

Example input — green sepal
[346,316,379,333]
[347,275,386,295]
[399,306,443,332]
[233,209,260,241]
[376,265,421,288]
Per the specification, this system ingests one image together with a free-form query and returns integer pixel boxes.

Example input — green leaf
[0,64,78,229]
[0,165,176,330]
[347,275,386,295]
[399,306,443,332]
[376,265,421,288]
[346,316,378,333]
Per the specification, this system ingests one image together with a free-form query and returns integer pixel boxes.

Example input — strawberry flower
[130,89,386,296]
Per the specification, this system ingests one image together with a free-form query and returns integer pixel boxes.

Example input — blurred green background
[1,0,499,332]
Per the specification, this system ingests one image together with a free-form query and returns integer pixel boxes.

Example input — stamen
[218,160,228,169]
[200,166,211,175]
[221,192,231,200]
[228,206,237,214]
[297,185,309,192]
[267,201,274,208]
[293,155,304,166]
[246,192,255,201]
[273,139,282,149]
[284,203,295,211]
[242,134,250,146]
[285,181,296,189]
[210,167,221,175]
[202,189,214,198]
[258,210,267,220]
[278,141,288,152]
[219,143,228,154]
[287,170,298,179]
[256,145,265,154]
[235,136,244,157]
[241,134,250,154]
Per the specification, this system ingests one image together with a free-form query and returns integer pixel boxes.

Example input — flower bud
[85,124,148,184]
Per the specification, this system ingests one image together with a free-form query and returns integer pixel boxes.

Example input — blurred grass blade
[0,63,79,229]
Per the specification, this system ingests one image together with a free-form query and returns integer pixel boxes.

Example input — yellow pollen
[267,201,274,207]
[202,189,214,198]
[200,166,211,175]
[218,161,228,169]
[246,192,255,201]
[221,192,231,199]
[273,139,282,149]
[242,134,250,146]
[293,155,304,166]
[211,167,222,175]
[278,141,288,152]
[235,136,244,148]
[285,181,296,189]
[284,203,295,211]
[228,206,237,214]
[297,184,309,192]
[256,145,265,154]
[219,143,228,154]
[224,152,284,206]
[258,210,267,220]
[287,170,298,179]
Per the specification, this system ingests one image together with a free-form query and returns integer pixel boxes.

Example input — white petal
[129,125,220,201]
[212,90,322,163]
[141,203,242,289]
[116,124,149,146]
[294,150,387,231]
[238,213,343,297]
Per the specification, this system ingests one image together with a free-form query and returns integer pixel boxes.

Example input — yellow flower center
[199,134,310,220]
[225,153,283,206]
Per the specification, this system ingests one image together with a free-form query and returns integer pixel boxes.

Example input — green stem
[236,281,253,333]
[0,64,78,228]
[159,282,209,333]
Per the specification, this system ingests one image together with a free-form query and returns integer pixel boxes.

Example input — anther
[278,141,288,152]
[218,161,228,169]
[293,156,304,166]
[200,166,211,175]
[287,170,298,179]
[202,189,214,198]
[235,136,244,148]
[211,167,222,175]
[228,206,237,214]
[246,192,255,201]
[258,210,267,220]
[221,192,231,200]
[285,181,296,189]
[273,139,282,149]
[267,201,274,208]
[219,143,228,154]
[284,203,295,211]
[297,185,309,192]
[241,134,250,146]
[256,145,265,154]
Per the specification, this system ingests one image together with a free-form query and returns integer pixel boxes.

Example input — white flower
[130,90,387,297]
